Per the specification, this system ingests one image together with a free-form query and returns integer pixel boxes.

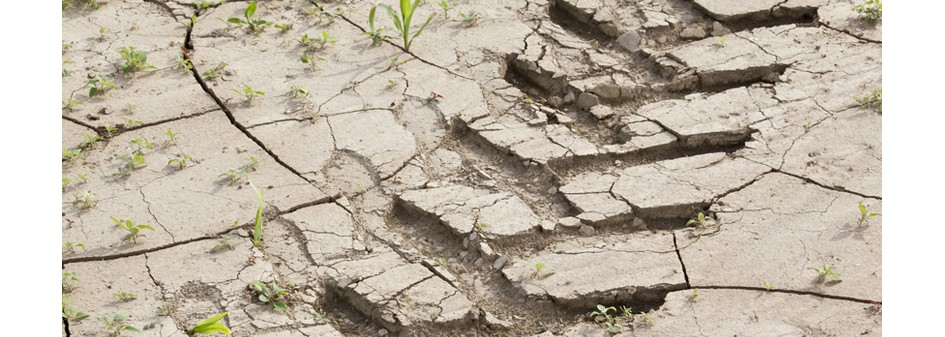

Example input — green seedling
[853,0,882,20]
[300,52,327,70]
[304,5,336,25]
[157,301,175,316]
[104,124,118,137]
[116,152,147,176]
[290,85,310,99]
[435,257,447,266]
[687,289,700,302]
[686,212,707,228]
[811,262,842,284]
[62,294,89,321]
[195,0,225,11]
[73,190,96,209]
[436,1,457,19]
[299,31,336,50]
[125,102,138,113]
[62,99,82,110]
[63,272,80,293]
[77,172,90,183]
[232,84,265,103]
[619,306,633,318]
[763,281,776,292]
[117,47,156,73]
[63,241,85,254]
[275,22,293,33]
[715,36,726,47]
[130,138,153,155]
[250,280,288,311]
[202,62,229,81]
[588,304,619,333]
[310,112,321,122]
[459,11,482,26]
[375,0,434,52]
[125,118,143,128]
[188,312,232,335]
[854,88,882,113]
[63,148,83,163]
[100,312,141,337]
[209,236,235,253]
[637,313,655,326]
[365,6,387,44]
[167,155,194,169]
[89,75,116,97]
[219,157,259,185]
[531,263,545,279]
[225,1,271,34]
[856,201,881,227]
[250,181,265,247]
[62,177,73,190]
[113,292,138,302]
[98,27,110,40]
[164,129,180,146]
[80,133,102,149]
[176,55,193,73]
[112,216,155,244]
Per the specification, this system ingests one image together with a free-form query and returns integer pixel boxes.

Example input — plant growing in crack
[587,304,621,333]
[811,262,842,284]
[853,0,882,21]
[156,301,175,316]
[763,281,776,292]
[62,294,89,321]
[176,55,193,73]
[374,0,434,52]
[188,312,232,335]
[99,312,141,337]
[202,62,229,81]
[854,88,882,113]
[250,280,288,311]
[225,1,271,34]
[365,6,387,44]
[219,157,259,185]
[112,216,155,244]
[232,84,265,103]
[531,262,553,279]
[250,181,265,247]
[856,201,881,227]
[104,124,119,138]
[117,47,156,73]
[89,75,116,97]
[113,292,138,302]
[714,36,726,47]
[304,5,336,26]
[62,272,80,293]
[686,212,708,228]
[686,289,700,302]
[73,190,96,209]
[62,177,73,191]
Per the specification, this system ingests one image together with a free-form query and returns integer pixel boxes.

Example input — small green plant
[113,292,138,302]
[89,76,116,97]
[63,148,82,163]
[233,84,265,103]
[125,118,143,128]
[588,304,621,333]
[99,312,141,337]
[104,124,118,137]
[63,241,85,254]
[167,155,194,169]
[290,85,310,99]
[714,36,726,47]
[62,294,89,321]
[225,1,271,34]
[854,88,882,113]
[209,236,235,253]
[176,55,193,73]
[62,272,80,293]
[856,201,881,227]
[459,11,482,26]
[62,99,82,110]
[219,157,259,185]
[188,312,232,335]
[299,31,336,50]
[304,5,336,25]
[435,257,447,266]
[853,0,882,20]
[386,79,398,89]
[365,6,387,44]
[686,289,700,302]
[250,280,288,311]
[436,1,457,19]
[811,262,842,284]
[250,181,265,247]
[129,138,153,155]
[165,129,180,146]
[112,216,155,244]
[202,62,229,81]
[80,133,102,149]
[73,190,96,209]
[531,263,545,279]
[763,281,776,292]
[98,27,110,40]
[157,301,175,316]
[300,52,327,70]
[117,47,156,73]
[375,0,434,52]
[76,172,90,183]
[62,177,73,190]
[686,212,707,228]
[274,22,293,33]
[116,152,148,176]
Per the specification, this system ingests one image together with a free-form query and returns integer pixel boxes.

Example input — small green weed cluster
[232,84,265,103]
[587,304,651,333]
[853,0,882,20]
[811,262,842,284]
[224,1,271,34]
[854,89,882,113]
[112,216,155,244]
[220,157,259,185]
[117,47,156,73]
[99,312,141,337]
[251,280,289,311]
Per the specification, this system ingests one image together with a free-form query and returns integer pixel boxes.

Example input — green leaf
[245,1,257,19]
[858,202,867,215]
[258,294,269,302]
[124,326,141,332]
[368,6,377,32]
[273,301,289,311]
[251,280,265,292]
[90,87,98,96]
[227,17,245,24]
[137,225,155,231]
[190,312,232,335]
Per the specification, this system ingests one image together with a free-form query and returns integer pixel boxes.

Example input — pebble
[492,256,509,270]
[579,225,596,236]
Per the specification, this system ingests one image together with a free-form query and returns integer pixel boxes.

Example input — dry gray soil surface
[62,0,881,336]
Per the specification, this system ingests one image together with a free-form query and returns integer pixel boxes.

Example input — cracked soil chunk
[399,185,542,238]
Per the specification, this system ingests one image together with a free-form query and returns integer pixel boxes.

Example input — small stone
[540,220,556,232]
[463,237,469,249]
[576,92,600,110]
[632,217,647,229]
[589,105,615,120]
[474,258,484,266]
[712,22,731,36]
[484,312,513,330]
[469,231,479,242]
[680,25,707,40]
[558,217,582,228]
[548,186,558,194]
[378,328,388,336]
[577,212,607,223]
[478,242,495,257]
[614,160,622,165]
[579,225,596,236]
[616,31,642,52]
[492,256,509,270]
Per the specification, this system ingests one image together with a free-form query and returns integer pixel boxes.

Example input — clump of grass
[854,88,882,113]
[117,47,156,73]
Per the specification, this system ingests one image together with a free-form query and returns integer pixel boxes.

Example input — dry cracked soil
[61,0,882,336]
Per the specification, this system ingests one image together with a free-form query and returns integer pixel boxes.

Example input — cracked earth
[62,0,881,336]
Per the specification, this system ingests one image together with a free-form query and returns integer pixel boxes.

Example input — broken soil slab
[398,185,542,238]
[562,152,769,220]
[502,232,686,308]
[691,0,825,23]
[62,0,218,129]
[62,111,327,258]
[678,173,881,301]
[660,32,784,89]
[819,1,882,42]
